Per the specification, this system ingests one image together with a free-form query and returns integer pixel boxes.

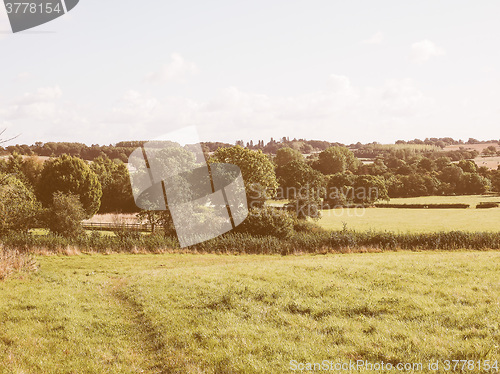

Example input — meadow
[318,195,500,233]
[1,252,500,373]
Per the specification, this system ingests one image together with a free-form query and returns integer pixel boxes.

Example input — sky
[0,0,499,146]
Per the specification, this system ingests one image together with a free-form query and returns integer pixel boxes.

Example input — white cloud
[0,86,91,144]
[98,76,433,144]
[2,86,63,121]
[0,77,438,145]
[410,40,445,63]
[363,31,384,45]
[328,74,352,92]
[16,86,62,105]
[146,53,198,83]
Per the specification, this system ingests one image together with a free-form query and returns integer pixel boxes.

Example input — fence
[82,222,153,233]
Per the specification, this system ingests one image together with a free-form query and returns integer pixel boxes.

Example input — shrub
[293,219,325,233]
[476,202,500,209]
[44,192,86,238]
[375,203,470,209]
[0,174,41,233]
[234,206,296,238]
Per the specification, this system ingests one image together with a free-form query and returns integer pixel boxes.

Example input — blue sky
[1,0,499,145]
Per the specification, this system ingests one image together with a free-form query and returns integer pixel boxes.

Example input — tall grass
[2,229,500,255]
[0,248,38,280]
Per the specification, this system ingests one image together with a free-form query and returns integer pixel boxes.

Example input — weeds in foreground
[0,248,38,280]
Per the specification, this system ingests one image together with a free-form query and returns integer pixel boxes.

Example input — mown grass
[316,195,500,233]
[1,252,500,373]
[318,206,500,233]
[382,195,500,207]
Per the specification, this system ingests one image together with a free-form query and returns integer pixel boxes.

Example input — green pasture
[318,195,500,233]
[1,253,500,373]
[380,195,500,207]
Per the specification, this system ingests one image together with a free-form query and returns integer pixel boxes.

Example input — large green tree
[325,173,355,206]
[0,174,41,233]
[313,146,360,175]
[276,160,325,219]
[460,173,490,195]
[274,147,304,168]
[352,175,389,204]
[210,146,278,208]
[90,156,136,213]
[37,155,102,218]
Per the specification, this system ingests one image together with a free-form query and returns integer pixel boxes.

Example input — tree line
[1,141,499,238]
[4,137,498,161]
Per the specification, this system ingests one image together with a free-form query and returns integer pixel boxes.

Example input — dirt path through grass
[1,253,500,373]
[110,278,200,373]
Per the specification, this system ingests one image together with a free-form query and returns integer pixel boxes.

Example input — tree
[44,192,86,238]
[276,160,325,197]
[90,156,136,213]
[276,160,325,219]
[435,157,452,171]
[0,174,41,233]
[439,164,464,192]
[418,157,435,172]
[485,145,498,156]
[210,146,278,208]
[352,175,389,205]
[325,173,355,206]
[313,146,360,175]
[460,173,490,195]
[37,155,102,218]
[274,147,304,167]
[358,157,388,176]
[491,170,500,193]
[457,159,477,173]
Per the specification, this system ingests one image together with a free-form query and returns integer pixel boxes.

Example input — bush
[476,202,500,209]
[234,206,296,238]
[44,192,86,238]
[0,174,41,233]
[293,220,325,233]
[375,203,470,209]
[2,229,500,255]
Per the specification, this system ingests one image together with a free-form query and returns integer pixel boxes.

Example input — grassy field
[379,195,500,207]
[475,156,500,170]
[1,252,500,373]
[318,207,500,233]
[318,195,500,233]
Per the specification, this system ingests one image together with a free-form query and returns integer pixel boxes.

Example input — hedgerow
[1,229,500,255]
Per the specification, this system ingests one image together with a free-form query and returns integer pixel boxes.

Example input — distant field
[84,213,139,224]
[379,195,500,207]
[1,252,499,373]
[318,195,500,233]
[444,142,499,153]
[367,144,441,152]
[475,156,500,170]
[0,155,51,162]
